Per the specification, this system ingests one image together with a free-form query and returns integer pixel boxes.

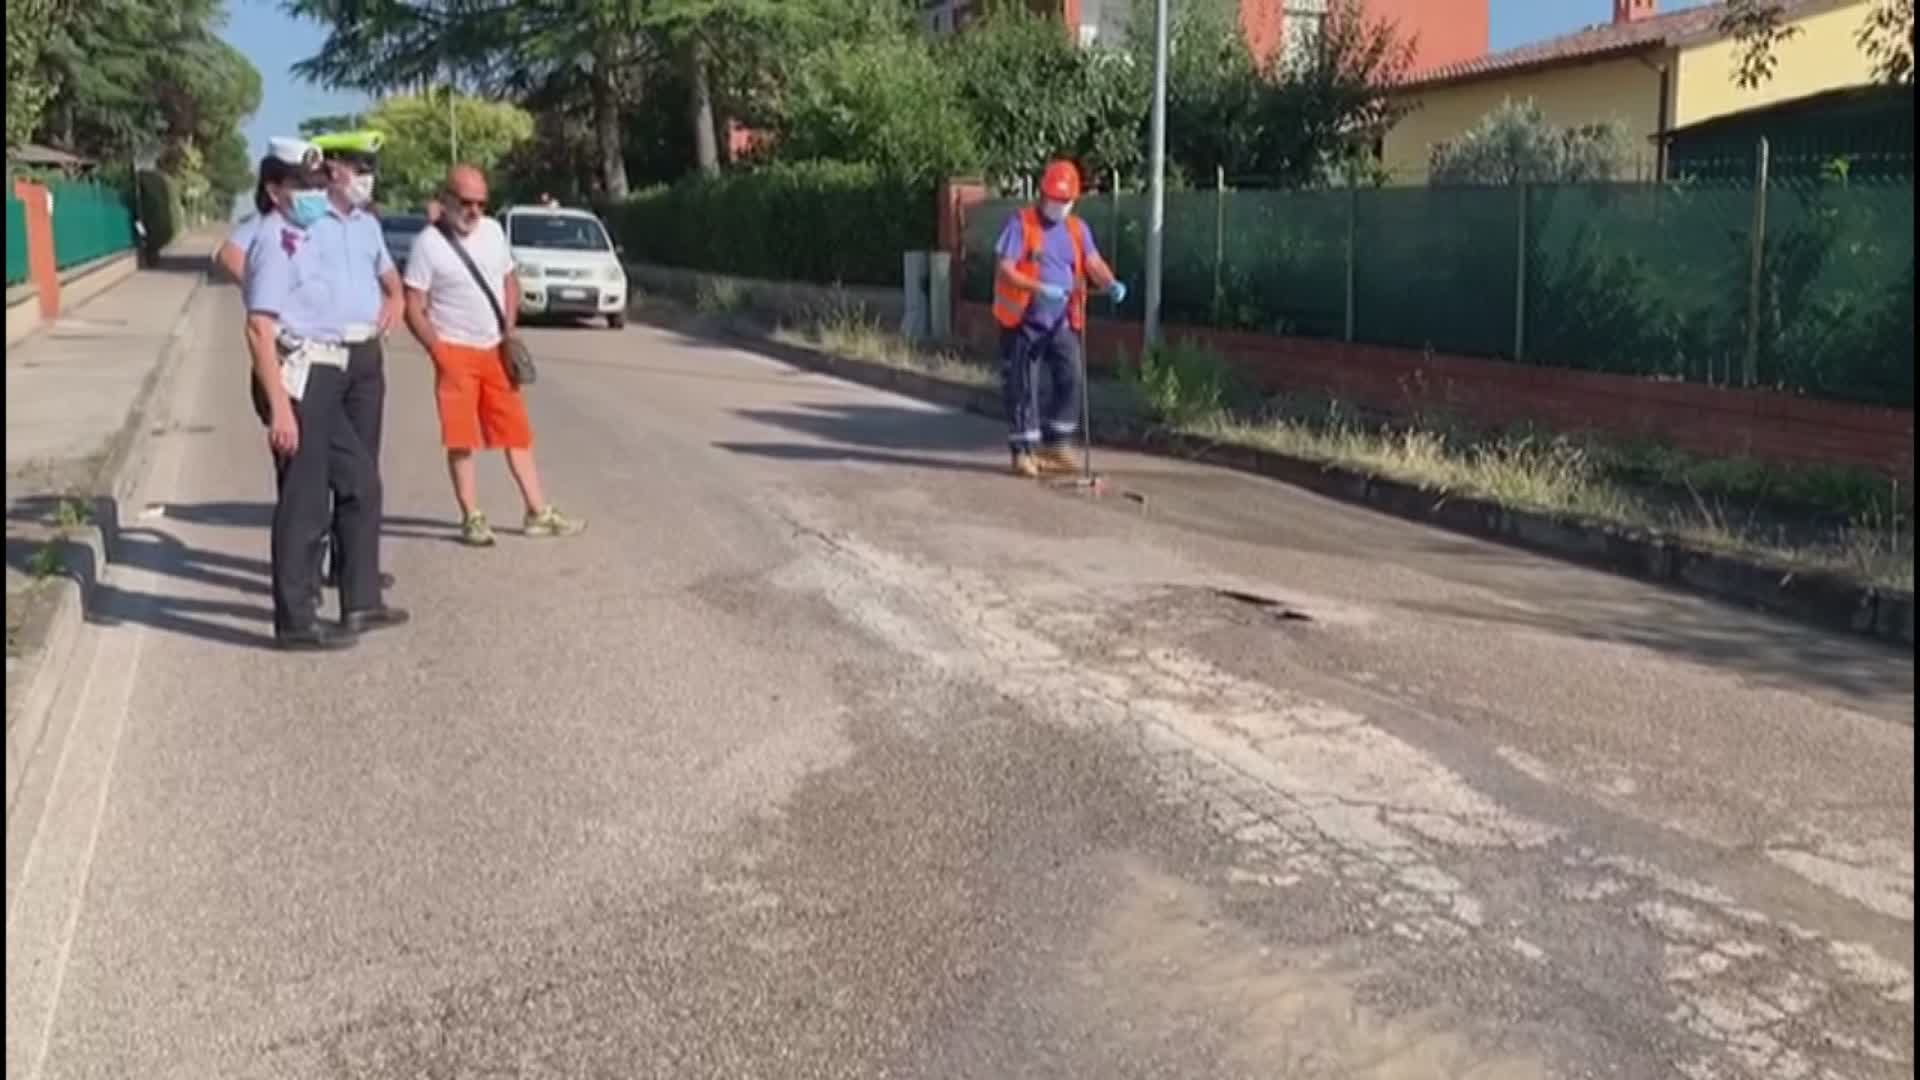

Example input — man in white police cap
[245,135,408,650]
[308,129,403,594]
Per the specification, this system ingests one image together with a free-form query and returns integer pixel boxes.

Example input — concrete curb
[716,324,1915,650]
[5,268,206,815]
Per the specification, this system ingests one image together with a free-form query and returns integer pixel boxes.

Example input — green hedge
[605,162,935,287]
[135,170,181,257]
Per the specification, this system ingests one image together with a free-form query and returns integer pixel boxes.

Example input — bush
[1117,336,1252,424]
[606,161,935,287]
[134,170,180,256]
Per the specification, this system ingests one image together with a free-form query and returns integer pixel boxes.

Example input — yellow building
[1381,0,1881,182]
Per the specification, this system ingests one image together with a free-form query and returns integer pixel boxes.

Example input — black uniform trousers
[325,340,386,578]
[252,363,382,632]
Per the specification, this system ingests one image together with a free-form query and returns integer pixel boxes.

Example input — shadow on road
[715,402,1012,476]
[1392,530,1914,715]
[5,523,279,651]
[7,498,465,652]
[157,501,460,543]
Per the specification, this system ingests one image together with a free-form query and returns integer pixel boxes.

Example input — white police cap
[268,136,323,170]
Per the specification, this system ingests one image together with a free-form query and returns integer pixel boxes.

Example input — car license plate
[559,288,588,301]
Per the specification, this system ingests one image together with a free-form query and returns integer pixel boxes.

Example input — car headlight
[603,266,624,285]
[516,262,543,279]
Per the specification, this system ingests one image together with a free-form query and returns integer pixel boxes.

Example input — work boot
[1010,449,1040,479]
[1036,444,1079,476]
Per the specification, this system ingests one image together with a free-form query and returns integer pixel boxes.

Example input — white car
[501,205,629,329]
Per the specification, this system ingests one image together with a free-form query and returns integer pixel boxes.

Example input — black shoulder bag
[436,221,537,388]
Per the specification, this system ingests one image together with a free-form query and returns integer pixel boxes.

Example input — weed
[1119,337,1250,426]
[26,543,62,579]
[775,307,995,389]
[53,497,91,531]
[693,276,748,315]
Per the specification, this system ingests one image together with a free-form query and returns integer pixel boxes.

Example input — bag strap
[436,221,509,337]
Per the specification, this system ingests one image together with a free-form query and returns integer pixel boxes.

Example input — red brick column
[14,179,59,319]
[937,178,987,321]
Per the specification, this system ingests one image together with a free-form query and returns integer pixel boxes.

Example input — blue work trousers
[999,320,1082,452]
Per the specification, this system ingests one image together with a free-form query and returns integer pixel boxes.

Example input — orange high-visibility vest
[992,206,1088,331]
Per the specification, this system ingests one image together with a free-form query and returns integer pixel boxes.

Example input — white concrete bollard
[927,252,951,341]
[901,251,930,343]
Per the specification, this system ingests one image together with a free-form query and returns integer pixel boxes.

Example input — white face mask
[1040,199,1074,223]
[345,173,376,208]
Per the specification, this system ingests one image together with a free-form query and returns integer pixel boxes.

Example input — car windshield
[381,214,426,238]
[510,213,612,252]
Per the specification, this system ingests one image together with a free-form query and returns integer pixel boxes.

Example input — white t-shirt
[403,218,514,349]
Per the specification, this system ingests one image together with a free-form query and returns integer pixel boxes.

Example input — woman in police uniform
[244,140,408,651]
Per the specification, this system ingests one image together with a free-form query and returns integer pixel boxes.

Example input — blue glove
[1035,282,1069,302]
[1108,281,1128,305]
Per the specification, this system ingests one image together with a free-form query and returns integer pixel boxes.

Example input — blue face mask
[287,190,330,228]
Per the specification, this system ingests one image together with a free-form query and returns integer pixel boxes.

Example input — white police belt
[342,322,377,344]
[278,340,349,402]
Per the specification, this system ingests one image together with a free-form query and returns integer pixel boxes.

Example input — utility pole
[1143,0,1169,350]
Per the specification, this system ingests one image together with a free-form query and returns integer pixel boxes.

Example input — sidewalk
[5,231,220,807]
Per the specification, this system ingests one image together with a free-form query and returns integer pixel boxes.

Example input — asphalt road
[7,284,1913,1079]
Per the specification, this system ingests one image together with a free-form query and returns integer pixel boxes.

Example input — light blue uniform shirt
[299,205,395,328]
[245,211,358,343]
[225,215,262,256]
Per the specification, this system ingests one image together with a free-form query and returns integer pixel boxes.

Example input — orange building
[922,0,1487,73]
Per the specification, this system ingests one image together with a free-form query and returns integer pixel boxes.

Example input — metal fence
[5,193,26,286]
[963,149,1915,409]
[49,180,136,271]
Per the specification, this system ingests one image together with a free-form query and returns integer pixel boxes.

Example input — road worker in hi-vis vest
[992,160,1128,478]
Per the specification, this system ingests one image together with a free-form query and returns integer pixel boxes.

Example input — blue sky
[230,0,1717,158]
[1490,0,1710,48]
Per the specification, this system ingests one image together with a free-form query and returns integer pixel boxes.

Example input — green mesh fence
[960,172,1914,407]
[49,181,136,271]
[1523,181,1755,385]
[6,194,26,286]
[1757,174,1913,406]
[1355,185,1520,357]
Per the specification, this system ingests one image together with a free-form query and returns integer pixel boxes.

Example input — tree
[939,5,1150,187]
[6,0,60,150]
[284,0,651,197]
[1722,0,1913,87]
[299,112,366,137]
[204,128,254,207]
[1428,99,1630,186]
[25,0,259,212]
[1142,0,1413,187]
[361,90,535,207]
[777,34,981,183]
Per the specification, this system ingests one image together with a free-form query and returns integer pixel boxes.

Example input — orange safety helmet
[1039,159,1082,201]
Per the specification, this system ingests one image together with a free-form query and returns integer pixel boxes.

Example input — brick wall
[954,303,1914,478]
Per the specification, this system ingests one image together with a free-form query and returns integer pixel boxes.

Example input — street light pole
[1143,0,1169,351]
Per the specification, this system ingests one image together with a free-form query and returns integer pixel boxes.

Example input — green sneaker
[523,506,586,538]
[460,512,498,547]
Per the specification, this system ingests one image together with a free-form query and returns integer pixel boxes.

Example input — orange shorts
[432,340,533,451]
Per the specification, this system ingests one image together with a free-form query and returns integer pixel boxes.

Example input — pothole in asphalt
[1209,587,1313,623]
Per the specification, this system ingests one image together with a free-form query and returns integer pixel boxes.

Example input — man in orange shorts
[401,164,584,545]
